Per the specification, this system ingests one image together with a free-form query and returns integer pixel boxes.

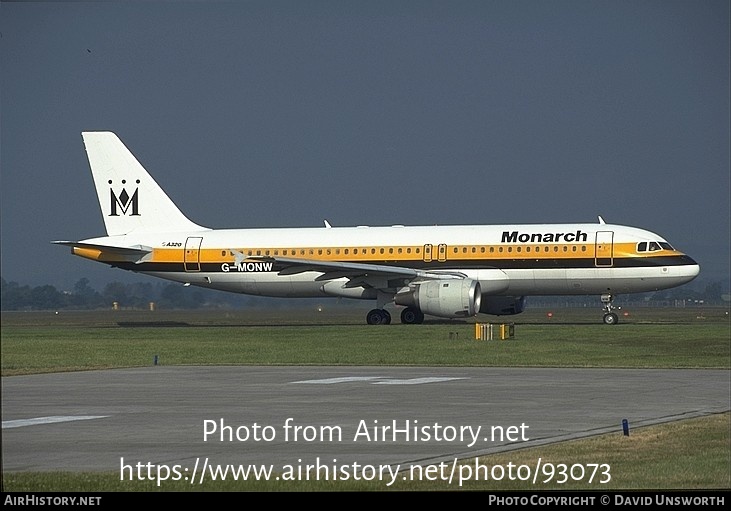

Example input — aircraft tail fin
[82,131,207,236]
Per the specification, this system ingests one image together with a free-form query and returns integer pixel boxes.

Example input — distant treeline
[1,277,255,311]
[0,277,728,311]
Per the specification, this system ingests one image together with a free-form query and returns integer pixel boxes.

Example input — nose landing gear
[601,293,619,325]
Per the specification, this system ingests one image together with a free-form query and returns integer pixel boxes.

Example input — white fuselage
[80,222,700,299]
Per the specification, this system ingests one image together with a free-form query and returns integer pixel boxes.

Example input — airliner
[54,132,700,325]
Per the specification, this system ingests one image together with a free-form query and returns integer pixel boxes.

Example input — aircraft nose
[679,256,700,282]
[690,262,700,278]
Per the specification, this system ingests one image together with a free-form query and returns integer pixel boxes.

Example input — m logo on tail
[109,180,140,216]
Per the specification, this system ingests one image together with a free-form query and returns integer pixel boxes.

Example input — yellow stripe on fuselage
[144,242,679,264]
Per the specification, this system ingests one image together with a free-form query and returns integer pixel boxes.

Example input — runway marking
[292,376,386,384]
[2,415,109,429]
[372,377,468,385]
[291,376,468,385]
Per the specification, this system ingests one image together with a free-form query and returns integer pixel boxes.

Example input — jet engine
[395,279,481,318]
[479,296,526,316]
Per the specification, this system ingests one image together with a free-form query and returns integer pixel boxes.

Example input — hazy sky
[1,0,729,292]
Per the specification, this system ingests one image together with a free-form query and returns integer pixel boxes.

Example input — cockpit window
[637,241,674,252]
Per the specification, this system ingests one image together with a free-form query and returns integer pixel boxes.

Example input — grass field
[1,306,728,375]
[1,306,729,491]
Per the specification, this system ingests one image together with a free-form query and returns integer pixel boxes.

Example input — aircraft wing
[250,255,467,290]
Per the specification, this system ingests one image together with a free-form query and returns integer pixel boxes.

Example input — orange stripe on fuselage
[143,242,681,264]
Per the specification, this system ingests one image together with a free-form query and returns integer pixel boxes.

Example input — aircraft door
[184,237,203,272]
[595,231,614,267]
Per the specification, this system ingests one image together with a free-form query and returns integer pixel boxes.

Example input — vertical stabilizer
[82,132,206,235]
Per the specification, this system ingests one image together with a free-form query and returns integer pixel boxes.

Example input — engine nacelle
[479,296,526,316]
[395,279,481,318]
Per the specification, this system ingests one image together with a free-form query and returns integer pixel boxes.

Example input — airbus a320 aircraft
[55,132,700,325]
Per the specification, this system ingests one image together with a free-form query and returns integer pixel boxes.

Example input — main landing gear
[366,307,425,325]
[601,293,619,325]
[400,307,424,325]
[366,308,391,325]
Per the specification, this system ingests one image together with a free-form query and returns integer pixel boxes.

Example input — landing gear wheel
[366,309,391,325]
[400,307,425,325]
[603,312,619,325]
[600,293,619,325]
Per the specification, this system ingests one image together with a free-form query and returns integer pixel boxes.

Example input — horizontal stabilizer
[52,241,152,264]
